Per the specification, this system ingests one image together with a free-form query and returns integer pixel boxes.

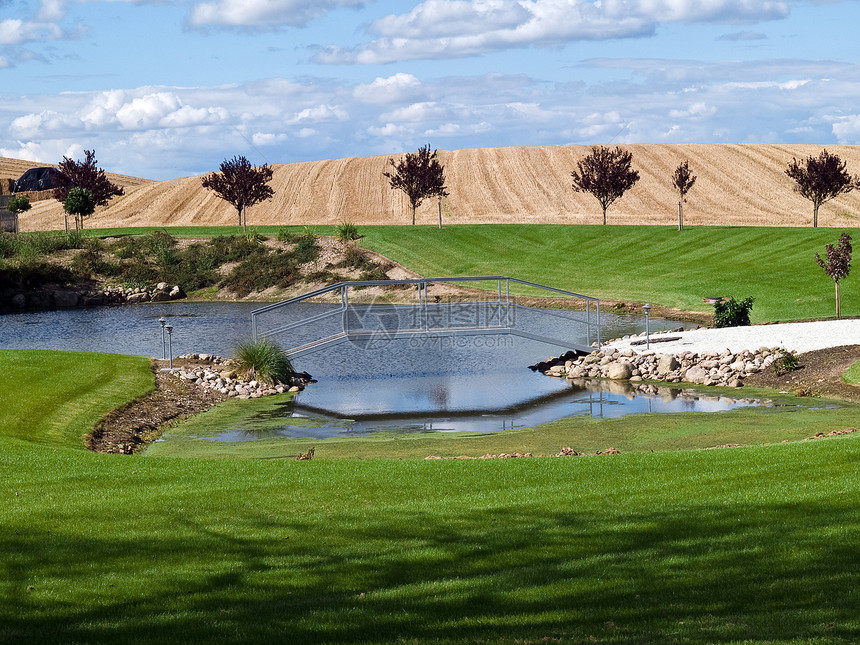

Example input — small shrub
[337,246,374,271]
[713,296,754,328]
[276,228,298,243]
[304,269,344,285]
[291,235,320,265]
[0,233,21,258]
[63,229,85,250]
[359,266,390,282]
[208,234,266,263]
[232,338,294,385]
[221,252,300,297]
[118,262,158,289]
[244,229,267,246]
[335,221,361,243]
[772,350,800,376]
[110,236,146,260]
[70,240,108,278]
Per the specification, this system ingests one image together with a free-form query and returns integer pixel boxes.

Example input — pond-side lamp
[644,303,651,349]
[165,325,174,370]
[158,317,167,360]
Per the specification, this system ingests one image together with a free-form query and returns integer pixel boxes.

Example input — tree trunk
[678,201,683,231]
[412,203,416,226]
[602,205,607,226]
[813,203,819,228]
[64,212,69,233]
[836,280,841,319]
[438,196,442,229]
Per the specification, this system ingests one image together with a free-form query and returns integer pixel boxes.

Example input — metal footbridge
[251,276,600,358]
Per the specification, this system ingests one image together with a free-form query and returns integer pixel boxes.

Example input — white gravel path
[606,319,860,355]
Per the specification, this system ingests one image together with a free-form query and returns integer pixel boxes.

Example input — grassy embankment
[2,350,859,643]
[82,224,860,323]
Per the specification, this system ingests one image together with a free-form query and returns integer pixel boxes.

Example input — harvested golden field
[4,144,860,231]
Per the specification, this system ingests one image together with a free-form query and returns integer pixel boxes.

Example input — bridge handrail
[251,276,601,353]
[251,276,596,318]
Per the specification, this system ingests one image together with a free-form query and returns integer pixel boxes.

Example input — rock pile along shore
[6,281,186,310]
[536,346,795,388]
[171,353,314,399]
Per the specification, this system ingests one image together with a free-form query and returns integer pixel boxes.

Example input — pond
[0,301,766,439]
[202,379,769,441]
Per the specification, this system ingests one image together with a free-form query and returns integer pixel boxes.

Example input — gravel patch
[607,320,860,355]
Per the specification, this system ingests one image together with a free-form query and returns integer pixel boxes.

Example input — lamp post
[643,303,651,350]
[165,325,174,370]
[158,317,167,360]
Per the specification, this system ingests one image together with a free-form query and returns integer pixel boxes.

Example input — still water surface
[1,302,763,438]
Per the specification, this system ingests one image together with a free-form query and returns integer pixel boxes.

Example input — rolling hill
[3,144,860,232]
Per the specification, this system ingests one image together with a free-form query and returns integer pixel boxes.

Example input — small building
[0,202,17,233]
[13,167,63,193]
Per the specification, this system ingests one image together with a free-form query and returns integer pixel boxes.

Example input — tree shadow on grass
[2,498,859,644]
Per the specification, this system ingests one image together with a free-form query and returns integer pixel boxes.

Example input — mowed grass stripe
[2,432,859,643]
[356,224,860,322]
[0,350,154,448]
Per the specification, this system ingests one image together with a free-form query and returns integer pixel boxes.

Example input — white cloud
[0,18,64,45]
[252,131,289,145]
[669,102,716,118]
[116,93,183,129]
[9,110,77,137]
[425,120,491,136]
[36,0,66,22]
[366,123,409,138]
[3,57,859,179]
[0,140,82,167]
[315,0,804,64]
[831,115,860,143]
[354,73,423,105]
[187,0,364,29]
[287,104,348,124]
[381,102,450,123]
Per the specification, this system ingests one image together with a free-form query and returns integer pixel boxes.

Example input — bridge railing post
[342,285,349,335]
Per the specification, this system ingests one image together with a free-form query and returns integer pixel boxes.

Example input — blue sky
[2,0,860,180]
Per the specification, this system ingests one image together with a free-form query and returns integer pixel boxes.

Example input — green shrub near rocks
[714,296,755,328]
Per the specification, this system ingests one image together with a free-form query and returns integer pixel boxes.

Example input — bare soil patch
[744,344,860,402]
[87,358,226,454]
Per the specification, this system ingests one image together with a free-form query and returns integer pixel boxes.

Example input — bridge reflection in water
[251,276,600,359]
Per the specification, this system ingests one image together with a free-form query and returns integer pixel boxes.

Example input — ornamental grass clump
[232,338,294,386]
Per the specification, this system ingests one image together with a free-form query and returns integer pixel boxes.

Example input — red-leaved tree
[384,145,448,226]
[53,149,124,208]
[672,160,696,231]
[201,156,274,230]
[571,146,639,225]
[815,233,852,319]
[786,149,860,228]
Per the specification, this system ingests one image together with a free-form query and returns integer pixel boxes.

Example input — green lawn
[356,224,860,323]
[0,349,153,448]
[1,350,859,643]
[83,223,858,323]
[3,423,859,643]
[6,221,860,643]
